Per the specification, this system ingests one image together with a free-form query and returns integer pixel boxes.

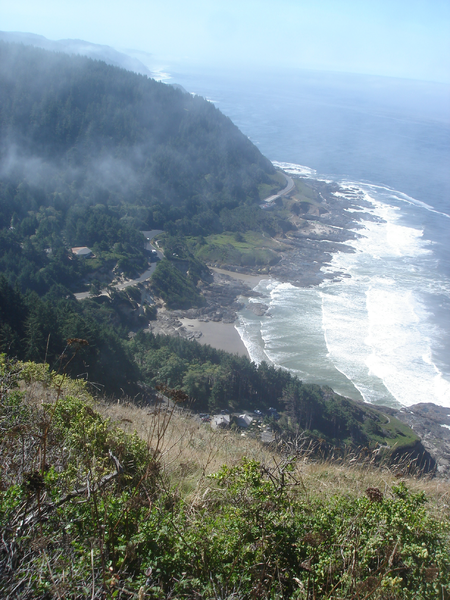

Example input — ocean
[168,66,450,409]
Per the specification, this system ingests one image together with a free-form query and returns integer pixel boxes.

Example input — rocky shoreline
[205,179,379,287]
[148,270,263,339]
[147,175,450,477]
[393,404,450,477]
[150,177,375,340]
[269,180,378,286]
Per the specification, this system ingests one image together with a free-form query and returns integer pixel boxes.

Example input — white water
[236,174,450,408]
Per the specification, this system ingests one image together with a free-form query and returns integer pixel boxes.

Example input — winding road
[74,230,164,300]
[260,172,295,205]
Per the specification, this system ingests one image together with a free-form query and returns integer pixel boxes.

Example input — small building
[72,246,93,258]
[235,414,253,428]
[211,414,231,430]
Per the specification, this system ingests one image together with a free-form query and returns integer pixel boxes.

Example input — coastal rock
[222,312,238,323]
[392,403,450,477]
[185,331,202,340]
[247,302,269,316]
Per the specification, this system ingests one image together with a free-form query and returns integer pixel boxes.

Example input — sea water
[236,176,450,407]
[168,66,450,408]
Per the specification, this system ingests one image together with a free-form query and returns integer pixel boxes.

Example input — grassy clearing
[292,179,321,203]
[369,413,420,448]
[194,231,288,267]
[334,404,420,450]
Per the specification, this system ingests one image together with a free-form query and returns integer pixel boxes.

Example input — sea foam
[236,172,450,408]
[320,186,450,406]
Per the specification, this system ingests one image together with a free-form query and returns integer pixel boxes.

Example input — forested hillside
[0,46,447,600]
[0,41,275,230]
[0,272,431,463]
[0,41,280,293]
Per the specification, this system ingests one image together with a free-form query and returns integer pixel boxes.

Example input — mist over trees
[0,30,155,76]
[0,41,405,447]
[0,39,433,482]
[0,41,275,234]
[0,41,280,297]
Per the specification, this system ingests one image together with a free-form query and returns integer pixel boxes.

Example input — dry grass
[16,372,450,511]
[17,362,450,514]
[298,460,450,520]
[96,398,450,514]
[96,399,277,496]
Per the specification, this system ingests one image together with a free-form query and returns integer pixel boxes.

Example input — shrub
[1,358,449,599]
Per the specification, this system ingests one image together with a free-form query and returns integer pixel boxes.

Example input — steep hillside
[0,41,276,226]
[0,41,282,301]
[1,357,449,599]
[0,40,443,485]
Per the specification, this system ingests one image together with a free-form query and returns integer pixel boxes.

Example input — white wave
[320,180,450,406]
[318,269,450,406]
[238,280,367,399]
[359,182,450,219]
[329,188,433,260]
[272,161,316,177]
[320,196,450,406]
[354,218,430,259]
[235,318,271,364]
[233,170,450,408]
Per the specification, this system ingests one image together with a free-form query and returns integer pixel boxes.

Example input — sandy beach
[151,182,363,358]
[179,268,270,358]
[149,268,269,358]
[174,268,269,358]
[180,318,249,357]
[210,267,270,286]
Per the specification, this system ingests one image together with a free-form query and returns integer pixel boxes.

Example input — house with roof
[71,246,93,258]
[235,414,253,428]
[211,414,231,430]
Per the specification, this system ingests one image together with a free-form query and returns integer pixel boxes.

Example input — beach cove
[145,167,450,475]
[149,173,376,359]
[165,65,450,412]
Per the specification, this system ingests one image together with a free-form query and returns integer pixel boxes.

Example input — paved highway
[261,172,295,204]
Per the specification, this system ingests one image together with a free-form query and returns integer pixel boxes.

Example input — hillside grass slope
[1,356,449,599]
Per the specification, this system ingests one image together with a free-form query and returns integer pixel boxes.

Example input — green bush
[1,359,449,599]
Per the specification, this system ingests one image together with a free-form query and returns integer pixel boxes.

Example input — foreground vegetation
[1,356,449,599]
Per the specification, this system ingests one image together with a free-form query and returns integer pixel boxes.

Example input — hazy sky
[2,0,450,83]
